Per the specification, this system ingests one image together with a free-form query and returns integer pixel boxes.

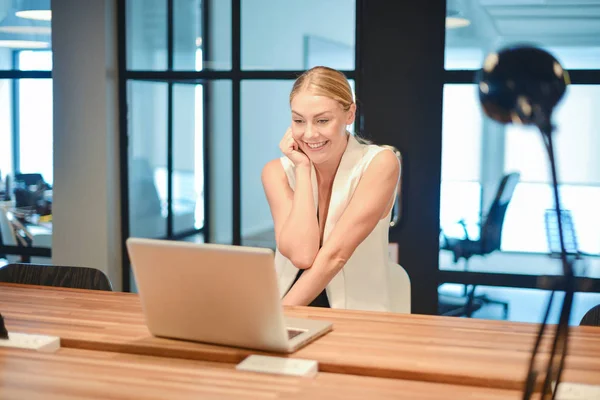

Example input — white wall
[51,0,122,289]
[241,80,294,237]
[207,0,231,70]
[207,80,233,244]
[239,0,355,239]
[205,0,232,244]
[127,0,167,171]
[505,85,600,185]
[126,0,201,238]
[127,0,198,175]
[241,0,355,70]
[172,0,198,176]
[118,0,356,243]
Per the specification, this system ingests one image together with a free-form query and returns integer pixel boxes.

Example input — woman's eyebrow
[291,110,333,118]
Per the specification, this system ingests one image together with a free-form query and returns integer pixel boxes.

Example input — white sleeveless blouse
[274,134,401,312]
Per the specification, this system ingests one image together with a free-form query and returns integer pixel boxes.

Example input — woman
[261,66,401,312]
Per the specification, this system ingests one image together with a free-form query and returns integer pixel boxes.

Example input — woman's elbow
[279,245,316,269]
[286,250,316,269]
[290,255,314,270]
[278,236,318,269]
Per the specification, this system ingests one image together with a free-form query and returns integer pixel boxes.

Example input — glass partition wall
[119,0,357,291]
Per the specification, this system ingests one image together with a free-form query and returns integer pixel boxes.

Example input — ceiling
[447,0,600,49]
[0,0,51,50]
[1,0,599,66]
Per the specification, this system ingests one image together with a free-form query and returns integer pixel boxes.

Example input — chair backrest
[480,172,520,253]
[0,208,17,247]
[0,208,20,263]
[580,304,600,327]
[544,208,579,256]
[0,263,113,291]
[14,173,46,188]
[389,263,411,314]
[129,158,162,218]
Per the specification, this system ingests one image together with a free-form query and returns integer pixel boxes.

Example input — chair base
[439,294,483,317]
[439,286,509,319]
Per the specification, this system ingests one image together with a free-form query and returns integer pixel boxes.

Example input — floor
[439,249,600,325]
[439,283,600,326]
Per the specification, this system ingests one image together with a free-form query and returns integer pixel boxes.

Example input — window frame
[117,0,362,291]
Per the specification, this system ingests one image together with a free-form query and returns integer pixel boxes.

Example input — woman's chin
[307,153,330,166]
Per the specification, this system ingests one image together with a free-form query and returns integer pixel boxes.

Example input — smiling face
[290,89,355,166]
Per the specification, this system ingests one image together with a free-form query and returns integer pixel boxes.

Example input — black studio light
[477,44,574,400]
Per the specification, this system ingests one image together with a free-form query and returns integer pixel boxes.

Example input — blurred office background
[1,0,599,324]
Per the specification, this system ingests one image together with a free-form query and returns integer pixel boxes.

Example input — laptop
[126,238,332,353]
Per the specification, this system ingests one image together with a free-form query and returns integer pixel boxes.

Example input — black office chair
[580,304,600,327]
[439,172,520,318]
[544,208,588,271]
[0,263,113,291]
[14,173,49,189]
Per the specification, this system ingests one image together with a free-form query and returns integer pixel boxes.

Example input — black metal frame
[441,64,600,295]
[231,0,241,245]
[445,69,600,85]
[0,245,51,259]
[117,0,129,288]
[117,0,361,291]
[166,0,175,238]
[201,0,211,242]
[115,0,599,301]
[117,0,207,290]
[11,52,20,175]
[439,270,600,293]
[359,0,447,315]
[0,70,50,79]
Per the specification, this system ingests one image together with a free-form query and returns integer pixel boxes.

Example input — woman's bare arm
[281,149,400,305]
[262,160,320,269]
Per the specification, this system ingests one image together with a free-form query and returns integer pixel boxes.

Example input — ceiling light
[0,39,49,48]
[0,26,51,34]
[446,10,470,29]
[0,8,51,48]
[15,0,51,21]
[15,10,51,21]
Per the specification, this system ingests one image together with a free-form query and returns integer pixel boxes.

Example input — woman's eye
[317,119,329,124]
[293,119,304,124]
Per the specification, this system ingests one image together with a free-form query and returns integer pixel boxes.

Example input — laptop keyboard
[287,328,305,340]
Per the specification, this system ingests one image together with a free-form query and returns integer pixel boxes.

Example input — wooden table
[2,284,600,391]
[0,347,522,400]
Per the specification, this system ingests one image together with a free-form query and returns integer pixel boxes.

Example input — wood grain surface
[0,347,523,400]
[1,283,599,391]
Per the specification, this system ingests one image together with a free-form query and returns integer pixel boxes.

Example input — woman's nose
[303,123,317,139]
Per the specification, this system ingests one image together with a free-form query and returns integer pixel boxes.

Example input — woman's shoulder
[358,143,400,172]
[263,155,293,170]
[261,157,293,185]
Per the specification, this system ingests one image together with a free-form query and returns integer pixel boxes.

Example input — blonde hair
[289,66,354,111]
[290,66,375,144]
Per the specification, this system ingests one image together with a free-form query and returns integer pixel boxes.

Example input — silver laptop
[126,238,332,353]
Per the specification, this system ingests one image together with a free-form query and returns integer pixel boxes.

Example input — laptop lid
[126,238,291,351]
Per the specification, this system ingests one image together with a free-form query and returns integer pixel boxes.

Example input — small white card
[555,382,600,400]
[0,332,61,353]
[236,355,318,378]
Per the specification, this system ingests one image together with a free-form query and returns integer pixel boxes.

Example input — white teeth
[306,141,327,149]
